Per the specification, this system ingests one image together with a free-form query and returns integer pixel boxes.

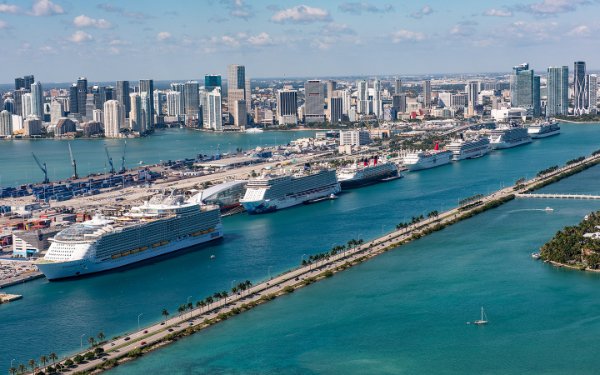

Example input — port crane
[68,142,79,180]
[119,140,127,174]
[32,153,49,184]
[105,146,115,174]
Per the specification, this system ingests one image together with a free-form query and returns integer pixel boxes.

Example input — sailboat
[473,307,488,325]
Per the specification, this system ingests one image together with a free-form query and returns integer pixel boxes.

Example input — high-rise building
[227,64,250,111]
[77,77,88,117]
[0,110,13,136]
[139,79,154,129]
[166,91,183,116]
[24,75,35,91]
[92,109,103,124]
[3,97,15,114]
[394,79,402,95]
[140,92,151,134]
[103,100,124,138]
[422,80,431,109]
[116,81,130,115]
[184,81,200,123]
[510,63,540,117]
[574,61,587,116]
[587,74,598,114]
[547,66,569,117]
[68,84,78,115]
[23,117,42,136]
[277,89,298,125]
[30,81,43,118]
[13,89,26,117]
[533,75,541,117]
[357,80,369,114]
[327,97,343,123]
[129,93,142,132]
[304,80,325,123]
[21,93,32,118]
[233,99,247,129]
[203,88,222,131]
[205,75,222,91]
[50,100,64,127]
[153,90,165,116]
[466,81,479,116]
[372,79,382,119]
[14,77,25,91]
[326,80,336,99]
[392,93,407,113]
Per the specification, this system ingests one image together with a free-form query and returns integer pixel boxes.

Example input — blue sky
[0,0,599,82]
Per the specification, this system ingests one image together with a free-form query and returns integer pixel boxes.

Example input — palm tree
[49,352,58,366]
[206,296,214,305]
[162,308,169,322]
[186,302,193,317]
[9,367,16,375]
[28,359,36,373]
[231,286,238,295]
[88,336,96,347]
[177,304,185,317]
[221,291,229,304]
[40,355,48,371]
[97,331,106,342]
[17,364,25,375]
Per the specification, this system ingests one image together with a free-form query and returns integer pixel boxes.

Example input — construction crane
[119,140,127,174]
[105,146,115,174]
[68,142,79,180]
[32,153,49,184]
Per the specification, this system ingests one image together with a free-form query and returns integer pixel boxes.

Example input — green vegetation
[556,114,600,122]
[541,211,600,268]
[459,194,484,207]
[537,165,559,177]
[283,285,295,293]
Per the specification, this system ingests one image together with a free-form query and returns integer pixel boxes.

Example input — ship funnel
[434,142,439,151]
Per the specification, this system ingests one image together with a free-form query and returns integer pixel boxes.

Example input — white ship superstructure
[403,143,452,171]
[240,169,340,214]
[446,137,491,161]
[36,194,222,280]
[337,159,399,188]
[527,120,561,138]
[489,124,532,149]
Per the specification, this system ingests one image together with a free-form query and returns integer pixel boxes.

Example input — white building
[339,130,371,146]
[0,110,12,136]
[129,93,142,132]
[372,79,382,119]
[103,100,124,138]
[204,88,222,131]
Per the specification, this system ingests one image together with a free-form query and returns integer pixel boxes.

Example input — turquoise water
[1,123,600,372]
[0,129,313,186]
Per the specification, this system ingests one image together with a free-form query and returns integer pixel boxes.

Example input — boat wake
[507,208,555,214]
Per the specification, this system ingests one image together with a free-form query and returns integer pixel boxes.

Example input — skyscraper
[140,92,151,134]
[533,75,541,117]
[139,79,154,129]
[116,81,131,115]
[0,110,13,136]
[372,79,382,119]
[326,80,336,99]
[233,100,247,129]
[24,75,35,91]
[129,93,142,132]
[574,61,586,116]
[184,81,200,124]
[392,93,407,114]
[166,91,183,117]
[103,100,124,138]
[205,75,222,91]
[21,93,32,118]
[510,63,540,117]
[327,97,343,123]
[587,74,597,114]
[422,80,431,109]
[277,89,298,125]
[547,66,569,117]
[14,77,25,91]
[357,80,368,114]
[394,79,402,95]
[50,100,64,127]
[304,80,325,123]
[203,88,222,131]
[69,84,78,115]
[227,64,250,111]
[30,81,43,118]
[76,77,88,117]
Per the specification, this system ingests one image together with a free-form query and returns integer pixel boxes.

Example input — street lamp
[11,358,16,369]
[137,313,143,332]
[268,266,273,280]
[80,334,86,350]
[301,253,307,265]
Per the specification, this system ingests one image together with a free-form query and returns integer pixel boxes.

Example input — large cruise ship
[240,169,340,214]
[402,143,453,171]
[446,136,491,161]
[488,124,532,149]
[36,194,223,280]
[337,158,399,188]
[527,120,561,138]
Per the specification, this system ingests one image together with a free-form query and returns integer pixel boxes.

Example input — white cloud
[391,29,426,43]
[483,8,513,17]
[0,20,8,29]
[506,20,558,41]
[521,0,588,15]
[29,0,64,16]
[247,32,273,46]
[338,2,394,14]
[411,5,433,18]
[271,5,331,24]
[220,0,253,19]
[0,4,19,14]
[157,31,172,41]
[567,25,591,37]
[68,30,93,43]
[73,15,112,29]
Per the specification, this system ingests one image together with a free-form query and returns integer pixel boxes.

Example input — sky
[0,0,599,83]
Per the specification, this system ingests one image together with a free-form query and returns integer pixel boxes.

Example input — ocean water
[2,123,600,372]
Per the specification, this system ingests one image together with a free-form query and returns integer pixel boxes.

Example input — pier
[516,193,600,200]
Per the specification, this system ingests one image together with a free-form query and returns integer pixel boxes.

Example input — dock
[516,193,600,200]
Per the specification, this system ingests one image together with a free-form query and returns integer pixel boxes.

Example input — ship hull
[490,138,532,150]
[405,154,452,171]
[451,147,490,161]
[37,227,223,280]
[529,129,560,139]
[340,169,399,189]
[242,184,341,214]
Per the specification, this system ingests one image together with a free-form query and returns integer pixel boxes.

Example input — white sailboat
[473,307,488,325]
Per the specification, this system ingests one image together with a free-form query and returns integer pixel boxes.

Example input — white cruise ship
[403,143,452,171]
[527,120,561,139]
[337,159,399,189]
[446,137,491,161]
[489,124,532,149]
[240,169,340,214]
[36,194,223,280]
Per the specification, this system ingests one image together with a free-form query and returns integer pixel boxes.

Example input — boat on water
[245,128,264,133]
[446,135,491,161]
[240,169,341,214]
[337,157,400,189]
[36,193,223,280]
[489,124,532,149]
[402,142,453,171]
[544,207,554,212]
[473,307,489,325]
[528,119,561,139]
[531,252,541,259]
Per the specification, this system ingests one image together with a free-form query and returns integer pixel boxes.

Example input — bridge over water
[516,193,600,200]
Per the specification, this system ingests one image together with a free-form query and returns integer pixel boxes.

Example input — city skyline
[1,0,600,82]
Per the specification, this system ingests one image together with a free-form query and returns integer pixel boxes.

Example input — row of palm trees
[396,215,425,230]
[9,352,57,375]
[301,238,365,267]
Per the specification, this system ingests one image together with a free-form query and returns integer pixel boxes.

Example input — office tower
[30,81,43,118]
[103,100,124,138]
[547,66,569,117]
[166,91,183,116]
[69,84,78,114]
[510,63,540,116]
[327,97,343,123]
[277,89,298,125]
[357,80,368,114]
[14,77,25,90]
[76,77,88,117]
[422,80,431,109]
[129,93,142,132]
[140,92,151,134]
[587,74,598,114]
[24,75,35,91]
[92,109,103,124]
[92,86,108,110]
[326,80,336,99]
[340,89,351,115]
[23,117,42,136]
[153,90,165,116]
[21,93,32,117]
[574,61,586,116]
[183,81,200,121]
[533,75,541,117]
[394,79,402,94]
[0,110,12,136]
[139,79,154,128]
[204,88,222,131]
[228,64,250,111]
[392,93,407,113]
[105,86,114,101]
[3,97,15,114]
[13,89,26,116]
[304,80,325,123]
[233,99,247,129]
[372,79,382,119]
[50,100,64,127]
[205,75,222,91]
[466,80,478,116]
[116,81,130,114]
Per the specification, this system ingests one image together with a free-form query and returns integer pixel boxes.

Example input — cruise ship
[488,124,532,149]
[36,194,223,280]
[402,143,453,171]
[446,136,491,161]
[240,169,340,214]
[527,120,561,138]
[337,158,400,189]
